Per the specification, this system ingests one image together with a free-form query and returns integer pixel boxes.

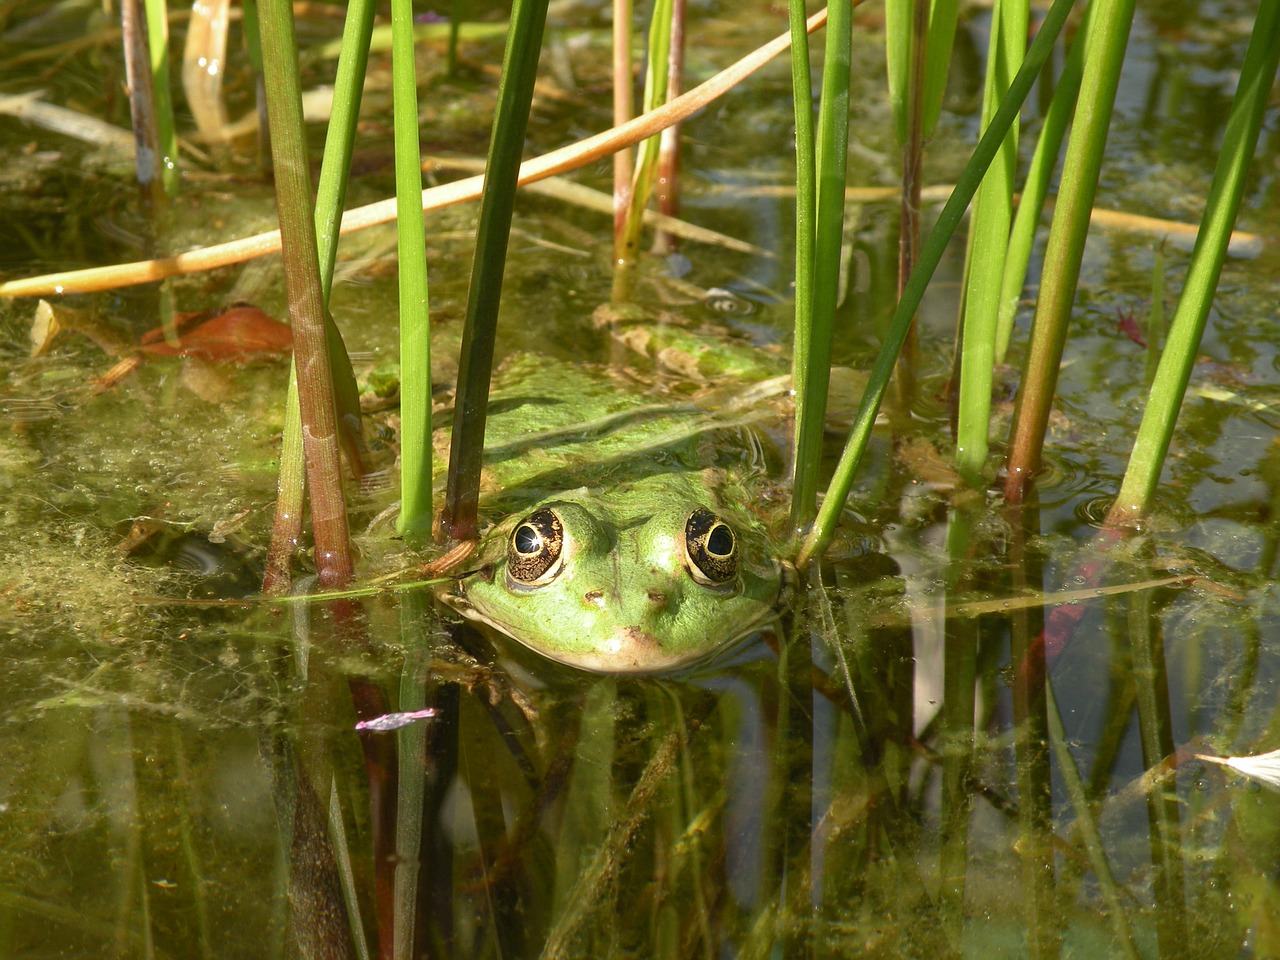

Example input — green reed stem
[786,0,815,533]
[1003,0,1135,504]
[264,0,373,590]
[315,0,375,296]
[264,373,306,595]
[887,0,927,409]
[448,0,463,74]
[1044,680,1141,959]
[440,0,549,542]
[617,0,673,267]
[242,0,267,168]
[954,0,1026,485]
[796,0,1074,569]
[258,0,353,588]
[1109,4,1280,524]
[392,0,433,539]
[921,0,959,140]
[885,0,960,145]
[994,0,1092,360]
[790,0,851,531]
[316,0,373,485]
[884,0,910,146]
[612,0,634,250]
[142,0,178,196]
[652,0,686,256]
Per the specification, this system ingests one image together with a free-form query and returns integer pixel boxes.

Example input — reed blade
[1109,4,1280,524]
[1003,0,1136,503]
[392,0,433,538]
[791,0,852,530]
[441,0,550,542]
[258,0,353,588]
[797,0,1075,569]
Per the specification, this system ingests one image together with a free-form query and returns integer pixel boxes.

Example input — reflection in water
[4,465,1280,956]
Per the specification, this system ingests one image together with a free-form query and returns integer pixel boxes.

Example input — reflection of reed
[1128,583,1190,958]
[1008,500,1058,959]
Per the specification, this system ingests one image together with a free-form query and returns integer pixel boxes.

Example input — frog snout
[579,584,670,612]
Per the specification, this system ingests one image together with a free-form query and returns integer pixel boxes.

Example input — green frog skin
[446,472,783,673]
[435,354,789,674]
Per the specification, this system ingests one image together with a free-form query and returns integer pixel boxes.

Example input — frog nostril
[647,590,667,607]
[583,589,606,608]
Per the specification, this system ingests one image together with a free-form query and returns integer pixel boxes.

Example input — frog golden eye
[683,508,738,586]
[507,508,564,585]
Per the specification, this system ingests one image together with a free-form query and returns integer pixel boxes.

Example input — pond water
[3,1,1280,958]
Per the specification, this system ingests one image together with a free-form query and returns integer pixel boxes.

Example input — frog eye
[683,508,738,586]
[507,508,565,585]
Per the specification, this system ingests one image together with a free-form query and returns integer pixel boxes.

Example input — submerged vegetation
[2,0,1280,956]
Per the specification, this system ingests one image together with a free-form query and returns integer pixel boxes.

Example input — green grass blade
[391,0,433,539]
[994,0,1094,360]
[440,0,550,542]
[264,370,306,596]
[886,0,960,145]
[954,0,1026,485]
[786,0,815,534]
[796,0,1075,569]
[612,0,635,252]
[920,0,960,139]
[242,0,266,167]
[142,0,179,196]
[888,0,927,407]
[652,0,686,256]
[617,0,673,267]
[884,0,910,145]
[314,0,376,296]
[448,0,463,74]
[1110,4,1280,523]
[791,0,851,531]
[315,0,374,487]
[1003,0,1136,504]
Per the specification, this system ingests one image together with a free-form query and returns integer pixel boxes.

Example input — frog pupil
[514,524,542,555]
[707,524,733,557]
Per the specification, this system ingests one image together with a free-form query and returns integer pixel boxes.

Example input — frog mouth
[601,626,663,656]
[441,579,780,674]
[443,603,689,672]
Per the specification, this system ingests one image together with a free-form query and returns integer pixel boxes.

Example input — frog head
[444,479,784,673]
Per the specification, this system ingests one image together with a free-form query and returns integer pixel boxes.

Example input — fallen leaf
[138,304,292,362]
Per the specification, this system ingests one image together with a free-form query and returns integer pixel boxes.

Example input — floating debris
[355,708,438,732]
[1197,748,1280,791]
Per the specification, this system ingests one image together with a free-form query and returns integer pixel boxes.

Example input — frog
[436,348,792,674]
